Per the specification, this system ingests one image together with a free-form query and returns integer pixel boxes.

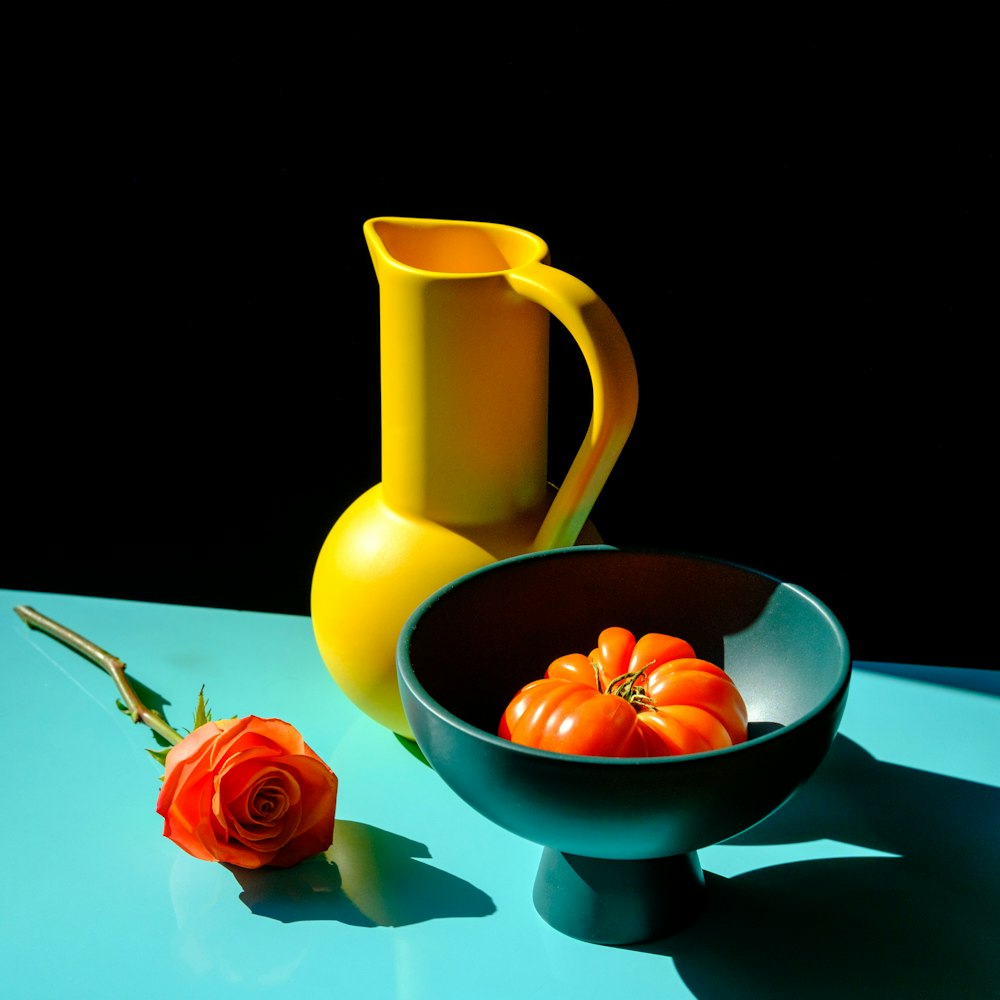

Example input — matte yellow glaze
[311,218,637,737]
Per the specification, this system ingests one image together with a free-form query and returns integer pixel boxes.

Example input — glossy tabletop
[2,589,997,999]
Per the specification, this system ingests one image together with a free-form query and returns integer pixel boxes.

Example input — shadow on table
[229,819,496,927]
[635,734,1000,1000]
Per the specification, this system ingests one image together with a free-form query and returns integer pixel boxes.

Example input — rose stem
[14,605,183,746]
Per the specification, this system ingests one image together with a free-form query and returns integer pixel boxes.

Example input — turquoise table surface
[2,590,997,1000]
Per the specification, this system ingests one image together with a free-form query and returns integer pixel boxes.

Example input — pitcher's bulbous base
[311,484,602,737]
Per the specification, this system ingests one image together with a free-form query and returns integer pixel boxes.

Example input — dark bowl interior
[397,546,851,861]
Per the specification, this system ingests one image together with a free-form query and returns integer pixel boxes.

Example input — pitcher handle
[507,260,639,551]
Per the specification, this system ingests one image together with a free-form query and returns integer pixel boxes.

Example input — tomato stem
[605,668,656,711]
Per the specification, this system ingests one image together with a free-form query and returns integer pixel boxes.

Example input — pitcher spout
[363,217,550,276]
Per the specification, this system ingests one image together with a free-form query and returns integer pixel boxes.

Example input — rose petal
[159,771,220,863]
[158,721,230,815]
[219,763,299,848]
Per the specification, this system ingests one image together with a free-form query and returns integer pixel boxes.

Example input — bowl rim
[396,545,852,766]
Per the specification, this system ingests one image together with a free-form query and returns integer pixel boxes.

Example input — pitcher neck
[367,218,553,527]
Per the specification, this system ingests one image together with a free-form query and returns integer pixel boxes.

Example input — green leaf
[193,685,212,729]
[147,746,170,769]
[115,698,138,723]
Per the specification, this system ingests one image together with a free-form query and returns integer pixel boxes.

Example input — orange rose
[156,716,338,869]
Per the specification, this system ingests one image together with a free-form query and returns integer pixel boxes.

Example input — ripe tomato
[499,627,749,759]
[643,657,747,744]
[591,626,697,684]
[635,703,735,756]
[498,677,647,757]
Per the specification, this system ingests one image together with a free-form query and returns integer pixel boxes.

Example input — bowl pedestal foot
[532,847,705,944]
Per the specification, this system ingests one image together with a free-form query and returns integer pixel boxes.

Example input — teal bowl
[396,546,851,944]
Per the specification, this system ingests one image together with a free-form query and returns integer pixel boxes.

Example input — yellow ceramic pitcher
[311,217,639,737]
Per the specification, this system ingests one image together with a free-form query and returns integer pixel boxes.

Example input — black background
[4,24,994,669]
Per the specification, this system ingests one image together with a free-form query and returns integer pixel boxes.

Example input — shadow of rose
[228,819,496,927]
[632,735,1000,1000]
